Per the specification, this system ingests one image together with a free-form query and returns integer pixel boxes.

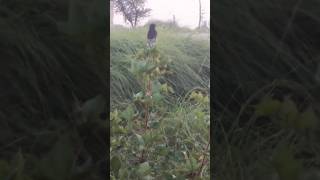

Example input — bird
[147,23,157,49]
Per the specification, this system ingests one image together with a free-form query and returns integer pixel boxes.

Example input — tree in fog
[112,0,151,28]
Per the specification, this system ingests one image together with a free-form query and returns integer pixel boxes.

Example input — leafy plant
[111,42,210,179]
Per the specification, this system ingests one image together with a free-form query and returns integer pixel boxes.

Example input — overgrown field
[0,0,107,179]
[213,0,320,179]
[111,25,210,104]
[110,26,210,179]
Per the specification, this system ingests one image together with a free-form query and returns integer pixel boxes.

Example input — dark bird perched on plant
[147,23,157,48]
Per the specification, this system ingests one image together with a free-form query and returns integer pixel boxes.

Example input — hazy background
[112,0,210,29]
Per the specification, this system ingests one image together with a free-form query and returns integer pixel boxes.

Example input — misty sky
[112,0,210,29]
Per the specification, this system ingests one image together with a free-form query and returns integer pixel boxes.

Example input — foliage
[213,0,320,179]
[110,34,210,179]
[110,26,210,105]
[0,0,107,179]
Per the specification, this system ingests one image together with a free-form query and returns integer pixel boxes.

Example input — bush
[110,44,210,179]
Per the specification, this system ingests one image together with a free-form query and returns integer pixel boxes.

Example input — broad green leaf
[195,110,205,120]
[110,156,121,176]
[202,96,209,104]
[135,133,145,150]
[152,81,162,94]
[120,105,134,121]
[119,168,129,180]
[186,156,198,171]
[153,93,163,102]
[131,60,147,74]
[296,107,318,129]
[272,145,301,180]
[137,162,151,176]
[254,96,281,117]
[142,131,152,145]
[160,83,169,94]
[145,63,156,73]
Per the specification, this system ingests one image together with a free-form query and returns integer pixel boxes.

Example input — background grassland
[111,25,210,105]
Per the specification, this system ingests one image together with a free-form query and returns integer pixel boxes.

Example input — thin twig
[197,134,210,177]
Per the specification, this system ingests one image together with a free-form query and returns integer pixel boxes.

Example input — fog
[112,0,210,29]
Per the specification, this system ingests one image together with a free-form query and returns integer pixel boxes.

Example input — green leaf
[254,96,281,117]
[131,61,147,75]
[135,133,145,151]
[145,63,156,73]
[38,134,74,180]
[110,156,122,176]
[296,107,318,129]
[150,121,160,129]
[160,83,168,94]
[195,110,205,120]
[153,93,163,102]
[142,131,152,145]
[186,156,198,171]
[202,95,209,104]
[156,144,168,156]
[120,105,134,121]
[119,168,129,180]
[152,81,162,94]
[272,145,301,180]
[137,162,151,176]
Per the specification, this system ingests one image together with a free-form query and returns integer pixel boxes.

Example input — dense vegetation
[213,0,320,179]
[0,0,107,179]
[5,0,320,179]
[110,25,210,179]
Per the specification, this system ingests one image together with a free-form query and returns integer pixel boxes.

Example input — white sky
[112,0,210,29]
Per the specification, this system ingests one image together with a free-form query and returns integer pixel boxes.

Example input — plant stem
[144,78,152,131]
[140,149,145,162]
[197,135,210,177]
[144,103,149,131]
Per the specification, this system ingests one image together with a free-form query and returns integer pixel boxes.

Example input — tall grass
[110,25,210,179]
[0,0,107,179]
[213,0,320,179]
[110,26,210,105]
